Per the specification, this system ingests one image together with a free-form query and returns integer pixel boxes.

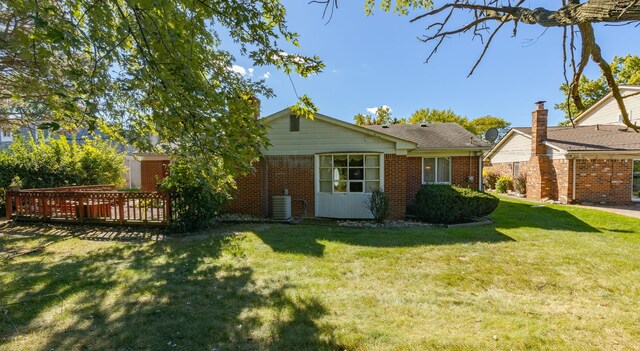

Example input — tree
[354,106,406,125]
[407,107,509,138]
[409,108,469,128]
[468,115,511,139]
[1,0,323,182]
[556,55,640,124]
[318,0,640,131]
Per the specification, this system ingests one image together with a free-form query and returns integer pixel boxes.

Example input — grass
[1,197,640,350]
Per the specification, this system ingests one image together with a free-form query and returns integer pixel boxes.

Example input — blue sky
[231,1,640,127]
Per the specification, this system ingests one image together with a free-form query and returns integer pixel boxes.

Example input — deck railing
[5,187,173,226]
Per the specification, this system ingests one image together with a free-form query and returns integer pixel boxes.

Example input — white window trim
[422,156,452,184]
[0,129,13,142]
[317,153,382,194]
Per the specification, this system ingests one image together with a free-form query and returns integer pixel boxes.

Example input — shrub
[0,134,127,213]
[514,175,527,195]
[366,190,390,223]
[415,184,499,224]
[495,175,513,193]
[483,168,498,190]
[160,160,229,232]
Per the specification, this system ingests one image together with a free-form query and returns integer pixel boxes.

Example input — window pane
[633,160,640,200]
[334,181,347,192]
[365,168,379,180]
[437,158,451,183]
[349,168,364,180]
[365,155,380,167]
[365,181,379,193]
[333,155,347,167]
[423,158,436,183]
[349,154,364,167]
[320,181,332,193]
[333,168,347,181]
[320,155,332,167]
[350,182,364,193]
[319,168,332,180]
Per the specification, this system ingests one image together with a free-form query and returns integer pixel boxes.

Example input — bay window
[319,154,381,193]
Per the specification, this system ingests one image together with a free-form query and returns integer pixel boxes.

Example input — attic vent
[381,123,390,128]
[420,123,428,127]
[290,115,300,132]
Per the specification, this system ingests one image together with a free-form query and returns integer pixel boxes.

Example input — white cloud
[262,72,271,79]
[366,105,392,114]
[248,68,254,76]
[231,64,246,76]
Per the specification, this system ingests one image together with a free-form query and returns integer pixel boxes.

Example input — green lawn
[1,197,640,350]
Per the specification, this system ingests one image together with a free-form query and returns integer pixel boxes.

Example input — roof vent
[595,124,599,131]
[381,123,390,128]
[420,123,428,127]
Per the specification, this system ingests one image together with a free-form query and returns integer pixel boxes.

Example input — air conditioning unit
[272,195,292,221]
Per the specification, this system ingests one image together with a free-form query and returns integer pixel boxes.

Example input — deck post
[5,192,12,219]
[165,193,172,225]
[118,193,125,224]
[77,193,85,223]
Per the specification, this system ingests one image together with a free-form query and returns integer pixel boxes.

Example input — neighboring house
[485,85,640,204]
[227,107,491,219]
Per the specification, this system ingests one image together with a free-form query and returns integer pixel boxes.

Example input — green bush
[495,176,513,193]
[0,134,127,212]
[483,169,498,190]
[160,160,229,232]
[415,184,499,224]
[514,175,527,195]
[366,190,390,223]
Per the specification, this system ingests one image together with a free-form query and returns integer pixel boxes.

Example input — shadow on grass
[0,234,344,350]
[255,198,600,257]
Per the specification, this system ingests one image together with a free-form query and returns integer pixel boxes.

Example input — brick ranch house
[484,86,640,205]
[227,107,491,220]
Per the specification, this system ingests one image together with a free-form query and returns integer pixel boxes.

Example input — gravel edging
[337,220,433,228]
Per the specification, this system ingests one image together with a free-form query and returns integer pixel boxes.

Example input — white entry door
[315,153,384,219]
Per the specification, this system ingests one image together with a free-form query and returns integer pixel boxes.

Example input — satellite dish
[483,128,499,143]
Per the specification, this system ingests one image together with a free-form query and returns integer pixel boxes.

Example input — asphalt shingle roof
[514,125,640,152]
[364,123,491,150]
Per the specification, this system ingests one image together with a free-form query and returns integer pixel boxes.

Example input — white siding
[128,159,142,189]
[577,88,640,126]
[491,133,566,163]
[548,146,566,160]
[490,133,532,163]
[263,116,397,155]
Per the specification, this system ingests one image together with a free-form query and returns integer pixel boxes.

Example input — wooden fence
[5,186,174,226]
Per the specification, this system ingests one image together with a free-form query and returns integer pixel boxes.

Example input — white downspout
[572,158,577,202]
[478,152,483,191]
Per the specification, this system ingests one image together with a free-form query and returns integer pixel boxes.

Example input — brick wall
[451,156,480,190]
[227,164,263,217]
[227,156,314,217]
[140,160,169,192]
[266,155,315,217]
[406,157,422,207]
[554,159,572,203]
[487,162,530,178]
[384,154,407,220]
[574,158,633,205]
[406,155,482,212]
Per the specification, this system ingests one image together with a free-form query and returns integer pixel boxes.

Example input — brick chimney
[531,101,548,155]
[526,101,555,201]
